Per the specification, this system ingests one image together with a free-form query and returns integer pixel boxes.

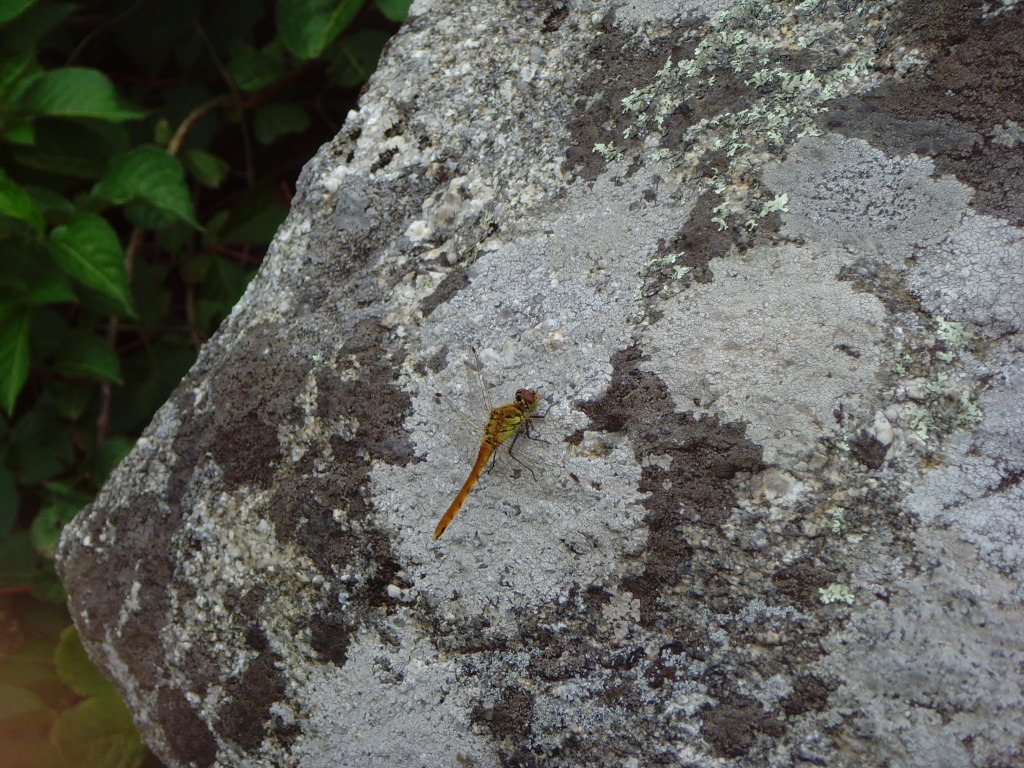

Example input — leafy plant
[0,0,411,766]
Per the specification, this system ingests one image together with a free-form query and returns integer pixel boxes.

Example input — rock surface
[57,1,1024,766]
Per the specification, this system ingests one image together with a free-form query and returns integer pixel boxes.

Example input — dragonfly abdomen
[432,388,540,540]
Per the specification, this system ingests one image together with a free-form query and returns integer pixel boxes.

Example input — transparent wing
[432,359,579,494]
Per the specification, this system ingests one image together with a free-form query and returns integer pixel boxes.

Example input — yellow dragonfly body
[432,388,540,540]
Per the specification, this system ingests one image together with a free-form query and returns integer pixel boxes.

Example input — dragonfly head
[515,388,540,413]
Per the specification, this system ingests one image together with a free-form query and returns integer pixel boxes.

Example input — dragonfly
[432,386,545,540]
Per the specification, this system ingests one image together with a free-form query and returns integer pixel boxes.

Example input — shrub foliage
[0,1,410,765]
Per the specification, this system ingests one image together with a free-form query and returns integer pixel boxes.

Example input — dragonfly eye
[516,389,538,409]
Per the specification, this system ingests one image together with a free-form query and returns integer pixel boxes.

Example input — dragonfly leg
[523,417,551,445]
[506,430,539,481]
[484,448,500,475]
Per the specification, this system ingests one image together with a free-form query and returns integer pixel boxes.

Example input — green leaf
[0,531,38,590]
[0,684,50,723]
[181,147,229,188]
[93,145,199,228]
[277,0,365,60]
[48,379,93,420]
[128,257,171,327]
[29,566,67,604]
[12,120,127,180]
[0,241,75,306]
[328,28,391,89]
[121,200,178,231]
[0,169,44,233]
[0,3,74,54]
[27,306,68,359]
[110,0,199,77]
[154,218,192,254]
[0,0,37,26]
[2,119,34,144]
[47,213,134,315]
[0,685,61,768]
[220,181,287,245]
[108,342,194,435]
[225,42,286,92]
[52,695,145,768]
[24,271,74,306]
[253,102,310,145]
[25,186,76,223]
[8,395,74,484]
[0,301,31,414]
[19,68,147,121]
[374,0,411,22]
[52,330,122,383]
[55,626,115,698]
[95,436,134,485]
[0,466,16,538]
[30,506,66,557]
[0,51,37,108]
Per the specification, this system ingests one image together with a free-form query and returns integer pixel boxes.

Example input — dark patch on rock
[770,559,834,605]
[849,429,889,469]
[824,1,1024,225]
[421,269,469,317]
[218,642,289,751]
[563,25,701,181]
[583,584,612,608]
[216,410,284,488]
[701,692,781,758]
[270,469,400,623]
[310,613,352,667]
[583,347,763,518]
[660,191,740,282]
[433,611,505,656]
[113,571,172,691]
[316,319,415,467]
[541,3,569,33]
[636,190,745,319]
[57,493,175,696]
[528,638,598,682]
[993,468,1024,495]
[330,186,375,244]
[200,323,314,490]
[423,345,448,374]
[780,674,836,717]
[271,319,408,652]
[473,685,535,740]
[579,346,763,627]
[837,260,927,316]
[370,146,398,173]
[157,686,218,768]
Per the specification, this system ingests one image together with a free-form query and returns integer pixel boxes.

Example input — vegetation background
[0,0,410,765]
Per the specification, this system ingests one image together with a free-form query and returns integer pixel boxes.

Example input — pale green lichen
[953,390,984,429]
[819,583,855,604]
[750,192,789,227]
[906,403,934,440]
[593,143,624,163]
[829,508,846,534]
[633,252,694,320]
[935,316,972,357]
[640,252,692,282]
[903,374,983,441]
[613,0,901,231]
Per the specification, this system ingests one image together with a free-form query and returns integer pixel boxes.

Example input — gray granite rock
[56,1,1024,766]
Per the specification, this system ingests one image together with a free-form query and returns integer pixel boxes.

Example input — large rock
[57,1,1024,766]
